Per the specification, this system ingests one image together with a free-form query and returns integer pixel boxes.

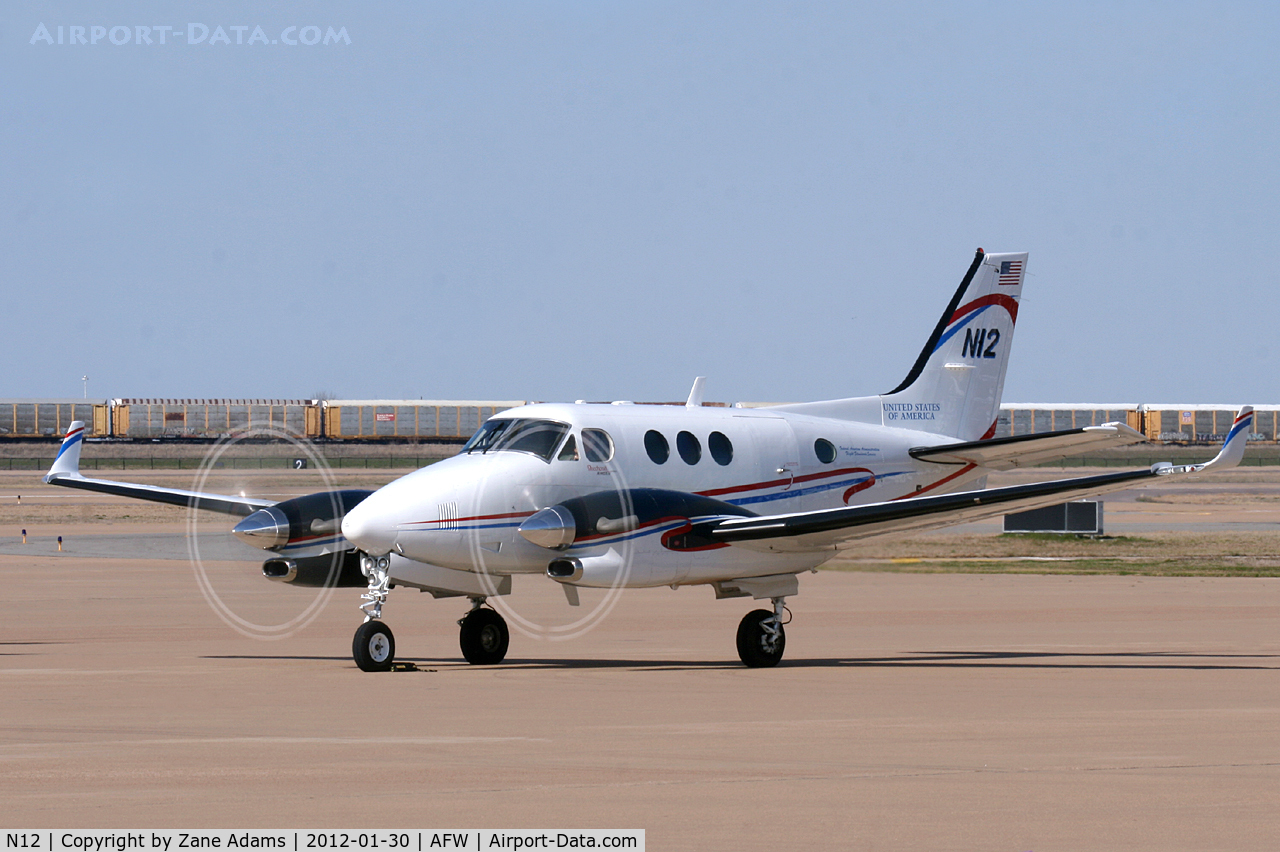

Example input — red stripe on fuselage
[696,466,874,498]
[841,469,876,503]
[402,510,531,528]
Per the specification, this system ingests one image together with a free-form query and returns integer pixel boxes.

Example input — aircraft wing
[43,422,273,517]
[700,407,1253,554]
[909,422,1146,470]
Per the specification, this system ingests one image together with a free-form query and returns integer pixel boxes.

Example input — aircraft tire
[736,609,785,668]
[459,608,509,665]
[353,620,395,672]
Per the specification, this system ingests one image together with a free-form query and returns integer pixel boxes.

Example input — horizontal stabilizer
[910,422,1146,470]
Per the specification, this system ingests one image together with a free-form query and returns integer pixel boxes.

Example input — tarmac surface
[2,470,1279,849]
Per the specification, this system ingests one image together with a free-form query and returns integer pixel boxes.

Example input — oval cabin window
[677,431,701,465]
[708,431,733,465]
[644,430,670,464]
[814,438,837,464]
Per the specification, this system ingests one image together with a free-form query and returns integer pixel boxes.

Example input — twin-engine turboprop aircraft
[46,249,1255,670]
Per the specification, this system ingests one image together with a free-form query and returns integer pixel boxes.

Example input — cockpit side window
[492,419,571,462]
[557,434,579,461]
[462,418,513,453]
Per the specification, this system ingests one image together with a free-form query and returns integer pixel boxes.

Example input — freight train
[0,398,1276,444]
[0,399,526,441]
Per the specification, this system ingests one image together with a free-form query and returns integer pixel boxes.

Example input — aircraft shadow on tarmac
[1,640,71,656]
[200,651,1280,672]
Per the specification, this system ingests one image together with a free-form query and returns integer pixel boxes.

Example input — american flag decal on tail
[998,259,1023,286]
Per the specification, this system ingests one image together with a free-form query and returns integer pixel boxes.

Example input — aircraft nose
[341,500,397,556]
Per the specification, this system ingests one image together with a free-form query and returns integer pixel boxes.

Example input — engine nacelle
[233,489,374,551]
[546,549,627,588]
[519,488,754,550]
[262,551,367,587]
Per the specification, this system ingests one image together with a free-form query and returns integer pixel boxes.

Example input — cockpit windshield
[462,418,571,462]
[462,418,513,453]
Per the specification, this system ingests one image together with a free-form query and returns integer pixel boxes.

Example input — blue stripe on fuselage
[397,470,917,536]
[725,469,911,507]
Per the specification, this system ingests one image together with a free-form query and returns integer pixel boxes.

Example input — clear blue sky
[4,2,1277,405]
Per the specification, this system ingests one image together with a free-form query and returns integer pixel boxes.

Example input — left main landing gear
[458,600,509,665]
[736,596,789,668]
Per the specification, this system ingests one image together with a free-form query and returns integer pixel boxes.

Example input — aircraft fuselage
[340,401,982,588]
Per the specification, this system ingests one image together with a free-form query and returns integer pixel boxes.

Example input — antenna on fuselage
[686,376,706,409]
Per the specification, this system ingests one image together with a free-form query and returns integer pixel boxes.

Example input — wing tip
[1178,405,1254,474]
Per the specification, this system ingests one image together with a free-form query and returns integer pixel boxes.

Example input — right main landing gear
[736,596,788,668]
[459,600,509,665]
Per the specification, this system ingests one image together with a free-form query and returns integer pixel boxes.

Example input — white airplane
[46,249,1255,670]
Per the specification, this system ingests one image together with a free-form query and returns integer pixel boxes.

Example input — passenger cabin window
[557,434,579,461]
[677,431,701,465]
[582,428,614,462]
[814,438,837,464]
[708,431,733,465]
[644,430,669,464]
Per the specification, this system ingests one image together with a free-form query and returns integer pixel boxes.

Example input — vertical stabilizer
[879,249,1026,440]
[772,248,1027,441]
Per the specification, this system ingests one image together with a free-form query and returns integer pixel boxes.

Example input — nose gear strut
[359,553,392,621]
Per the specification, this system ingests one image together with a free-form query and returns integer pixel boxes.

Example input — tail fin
[45,420,86,482]
[879,248,1025,440]
[772,248,1026,441]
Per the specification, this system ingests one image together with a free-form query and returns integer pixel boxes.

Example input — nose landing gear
[353,619,395,672]
[352,553,396,672]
